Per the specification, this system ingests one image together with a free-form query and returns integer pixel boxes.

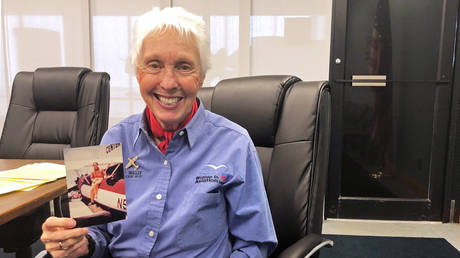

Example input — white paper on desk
[0,163,65,181]
[0,177,46,191]
[20,185,40,191]
[0,177,47,183]
[0,179,43,194]
[0,163,65,194]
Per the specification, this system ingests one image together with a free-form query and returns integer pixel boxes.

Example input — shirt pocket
[177,192,227,248]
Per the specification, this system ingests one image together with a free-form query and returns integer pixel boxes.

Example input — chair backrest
[198,76,331,256]
[0,67,110,159]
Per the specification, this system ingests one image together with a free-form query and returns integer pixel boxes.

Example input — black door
[327,0,457,220]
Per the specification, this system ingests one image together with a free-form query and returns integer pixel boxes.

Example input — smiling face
[136,30,205,131]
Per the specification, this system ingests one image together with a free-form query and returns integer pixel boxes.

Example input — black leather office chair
[0,67,110,257]
[198,75,333,258]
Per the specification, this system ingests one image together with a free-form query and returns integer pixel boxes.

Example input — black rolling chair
[198,75,333,258]
[0,67,110,257]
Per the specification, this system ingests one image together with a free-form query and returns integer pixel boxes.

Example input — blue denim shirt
[88,101,277,257]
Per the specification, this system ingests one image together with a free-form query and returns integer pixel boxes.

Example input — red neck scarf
[145,100,198,154]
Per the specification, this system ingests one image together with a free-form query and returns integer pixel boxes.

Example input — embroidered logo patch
[220,173,230,184]
[195,163,231,185]
[195,175,220,184]
[205,164,227,170]
[126,170,142,178]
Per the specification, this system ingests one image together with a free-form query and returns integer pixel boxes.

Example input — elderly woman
[41,7,276,258]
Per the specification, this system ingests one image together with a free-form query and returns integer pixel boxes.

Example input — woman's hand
[41,217,90,258]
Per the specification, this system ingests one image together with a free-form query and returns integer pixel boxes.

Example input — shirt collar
[182,98,206,149]
[134,98,206,149]
[134,109,150,147]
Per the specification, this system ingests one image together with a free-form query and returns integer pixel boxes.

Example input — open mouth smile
[155,94,183,106]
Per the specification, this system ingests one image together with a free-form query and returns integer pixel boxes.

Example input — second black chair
[198,75,333,258]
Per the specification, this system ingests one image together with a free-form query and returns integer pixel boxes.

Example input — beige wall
[0,0,332,133]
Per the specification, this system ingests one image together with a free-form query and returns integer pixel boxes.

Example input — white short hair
[131,7,210,76]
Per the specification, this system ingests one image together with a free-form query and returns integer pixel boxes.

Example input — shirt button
[179,131,184,136]
[149,231,154,237]
[163,160,168,166]
[156,194,162,200]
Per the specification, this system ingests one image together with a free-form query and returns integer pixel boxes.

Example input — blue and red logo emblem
[220,173,230,184]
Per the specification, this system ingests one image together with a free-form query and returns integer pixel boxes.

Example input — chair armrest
[278,233,333,258]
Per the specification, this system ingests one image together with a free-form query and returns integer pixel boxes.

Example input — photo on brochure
[63,143,126,227]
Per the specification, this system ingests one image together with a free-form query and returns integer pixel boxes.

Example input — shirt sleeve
[225,144,278,257]
[88,224,111,257]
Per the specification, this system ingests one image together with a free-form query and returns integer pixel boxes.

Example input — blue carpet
[320,234,460,258]
[3,235,459,258]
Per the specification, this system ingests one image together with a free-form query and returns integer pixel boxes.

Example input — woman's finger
[57,235,86,251]
[42,217,76,231]
[49,234,89,258]
[42,227,88,243]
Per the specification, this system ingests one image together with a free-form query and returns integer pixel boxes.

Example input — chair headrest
[212,75,300,147]
[33,67,91,110]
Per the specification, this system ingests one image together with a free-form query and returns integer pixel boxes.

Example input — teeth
[158,95,181,106]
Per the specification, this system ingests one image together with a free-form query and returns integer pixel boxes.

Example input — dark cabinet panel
[328,0,457,220]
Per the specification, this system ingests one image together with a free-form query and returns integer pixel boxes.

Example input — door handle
[335,76,450,86]
[350,75,386,86]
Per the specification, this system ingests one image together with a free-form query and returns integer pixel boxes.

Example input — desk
[0,159,65,226]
